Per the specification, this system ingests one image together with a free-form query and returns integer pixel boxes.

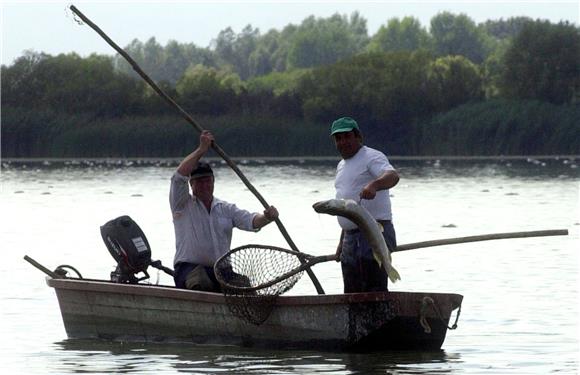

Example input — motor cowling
[100,215,151,283]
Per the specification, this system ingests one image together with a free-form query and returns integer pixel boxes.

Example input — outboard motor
[100,215,173,283]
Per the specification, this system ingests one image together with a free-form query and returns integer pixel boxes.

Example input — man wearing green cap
[331,117,400,293]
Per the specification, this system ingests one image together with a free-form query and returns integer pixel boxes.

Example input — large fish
[312,198,401,283]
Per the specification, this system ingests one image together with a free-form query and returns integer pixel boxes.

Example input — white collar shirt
[170,172,257,267]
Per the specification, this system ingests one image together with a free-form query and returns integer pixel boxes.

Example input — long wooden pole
[393,229,569,252]
[69,5,325,295]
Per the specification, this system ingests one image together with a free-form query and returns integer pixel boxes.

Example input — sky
[1,0,579,66]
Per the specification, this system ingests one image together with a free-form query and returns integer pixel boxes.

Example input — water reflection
[54,339,460,374]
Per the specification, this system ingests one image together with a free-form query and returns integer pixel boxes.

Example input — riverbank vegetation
[2,13,579,157]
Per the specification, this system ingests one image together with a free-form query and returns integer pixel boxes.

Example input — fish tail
[387,264,401,283]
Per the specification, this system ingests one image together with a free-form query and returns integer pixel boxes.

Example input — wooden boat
[34,213,567,352]
[46,277,462,351]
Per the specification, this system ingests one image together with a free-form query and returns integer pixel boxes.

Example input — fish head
[312,198,358,216]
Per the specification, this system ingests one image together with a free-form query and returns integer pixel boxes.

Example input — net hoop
[214,244,313,325]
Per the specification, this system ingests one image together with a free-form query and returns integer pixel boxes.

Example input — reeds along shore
[2,99,578,158]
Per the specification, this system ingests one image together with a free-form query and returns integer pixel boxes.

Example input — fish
[312,198,401,283]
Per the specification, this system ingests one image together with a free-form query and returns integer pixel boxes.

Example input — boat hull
[47,278,462,351]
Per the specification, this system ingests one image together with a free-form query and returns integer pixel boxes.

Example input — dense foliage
[499,21,580,104]
[2,13,579,157]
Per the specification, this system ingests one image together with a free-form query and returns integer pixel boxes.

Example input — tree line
[2,12,579,157]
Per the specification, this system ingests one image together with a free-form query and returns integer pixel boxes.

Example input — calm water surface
[1,158,578,374]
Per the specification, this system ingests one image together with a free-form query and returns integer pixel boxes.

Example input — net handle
[214,245,337,293]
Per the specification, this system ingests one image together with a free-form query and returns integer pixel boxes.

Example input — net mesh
[214,245,307,325]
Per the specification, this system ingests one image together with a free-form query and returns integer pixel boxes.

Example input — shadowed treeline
[2,13,579,157]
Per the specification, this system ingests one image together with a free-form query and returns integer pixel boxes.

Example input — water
[1,158,579,374]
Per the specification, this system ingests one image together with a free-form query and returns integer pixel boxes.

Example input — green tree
[176,64,243,115]
[481,41,509,98]
[426,55,484,112]
[499,20,580,104]
[2,52,143,116]
[481,17,533,40]
[213,25,260,79]
[161,40,216,84]
[114,38,215,85]
[430,12,488,63]
[143,37,165,74]
[367,17,431,53]
[297,51,433,153]
[1,50,49,107]
[249,29,283,77]
[246,69,308,96]
[269,25,298,72]
[286,13,368,69]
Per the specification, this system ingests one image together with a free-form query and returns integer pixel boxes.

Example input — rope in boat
[419,296,462,334]
[54,265,83,279]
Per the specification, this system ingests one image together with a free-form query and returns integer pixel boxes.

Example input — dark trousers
[340,220,397,293]
[174,262,220,291]
[174,262,250,292]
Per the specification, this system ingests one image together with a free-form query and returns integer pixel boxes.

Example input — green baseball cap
[330,117,359,136]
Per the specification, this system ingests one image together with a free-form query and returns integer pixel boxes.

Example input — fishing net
[214,244,308,325]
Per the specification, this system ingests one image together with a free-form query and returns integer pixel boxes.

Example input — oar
[393,229,569,252]
[68,6,326,295]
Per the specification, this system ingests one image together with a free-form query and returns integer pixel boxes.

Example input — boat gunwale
[46,277,463,307]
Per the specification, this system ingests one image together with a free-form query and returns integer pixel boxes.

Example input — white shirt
[170,172,257,267]
[335,145,395,230]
